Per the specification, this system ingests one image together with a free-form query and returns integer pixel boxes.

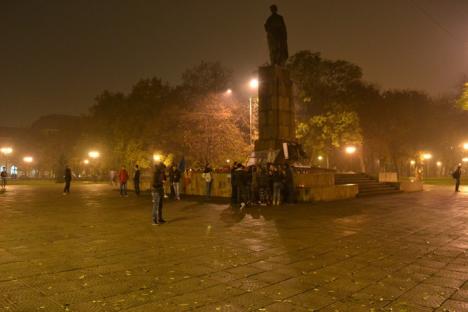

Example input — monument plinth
[246,4,307,165]
[254,65,295,152]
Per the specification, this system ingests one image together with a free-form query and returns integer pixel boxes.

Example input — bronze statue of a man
[264,5,289,66]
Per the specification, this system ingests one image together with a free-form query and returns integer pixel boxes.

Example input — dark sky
[1,0,467,127]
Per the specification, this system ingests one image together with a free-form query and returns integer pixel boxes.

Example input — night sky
[1,0,467,127]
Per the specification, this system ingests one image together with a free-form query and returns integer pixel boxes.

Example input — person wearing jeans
[272,166,284,206]
[203,164,213,200]
[172,165,181,200]
[152,163,166,224]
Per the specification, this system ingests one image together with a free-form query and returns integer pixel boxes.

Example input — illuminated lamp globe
[345,146,357,155]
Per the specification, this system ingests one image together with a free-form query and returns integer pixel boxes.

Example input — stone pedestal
[254,65,295,152]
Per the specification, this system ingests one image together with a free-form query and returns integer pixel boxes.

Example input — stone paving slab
[0,183,467,311]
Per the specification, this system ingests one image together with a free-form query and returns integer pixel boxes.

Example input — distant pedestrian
[202,164,214,199]
[118,166,129,196]
[1,167,7,190]
[63,166,72,195]
[236,164,249,208]
[171,165,181,200]
[230,162,238,205]
[133,165,141,195]
[152,163,166,224]
[257,165,269,205]
[284,163,295,203]
[272,166,284,206]
[168,165,176,198]
[452,164,462,192]
[110,170,117,186]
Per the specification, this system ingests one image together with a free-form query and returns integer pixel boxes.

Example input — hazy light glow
[0,147,13,155]
[88,151,100,159]
[464,143,468,150]
[436,161,442,167]
[345,146,357,155]
[422,153,432,160]
[463,157,468,163]
[226,89,232,95]
[317,156,323,161]
[23,156,33,163]
[410,160,416,165]
[226,159,230,163]
[249,78,259,89]
[153,154,162,162]
[83,159,90,165]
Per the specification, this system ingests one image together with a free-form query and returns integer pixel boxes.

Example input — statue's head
[270,5,278,13]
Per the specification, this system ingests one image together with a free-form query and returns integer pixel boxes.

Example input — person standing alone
[453,164,462,192]
[202,164,214,200]
[171,165,181,200]
[133,165,141,195]
[119,166,129,196]
[1,167,7,190]
[63,166,72,195]
[152,163,166,224]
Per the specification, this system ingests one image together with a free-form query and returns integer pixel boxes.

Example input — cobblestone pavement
[0,183,467,312]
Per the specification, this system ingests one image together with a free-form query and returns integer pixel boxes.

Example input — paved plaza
[0,183,467,311]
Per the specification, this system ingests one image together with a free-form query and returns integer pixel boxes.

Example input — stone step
[358,189,403,197]
[335,173,401,197]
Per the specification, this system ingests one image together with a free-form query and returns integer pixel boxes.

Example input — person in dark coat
[453,164,462,192]
[230,162,238,205]
[133,165,141,195]
[172,165,181,200]
[202,164,214,200]
[1,167,7,190]
[63,166,72,194]
[284,163,295,203]
[152,163,166,224]
[272,165,284,206]
[168,165,176,198]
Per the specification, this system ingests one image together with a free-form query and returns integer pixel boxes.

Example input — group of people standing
[230,162,295,208]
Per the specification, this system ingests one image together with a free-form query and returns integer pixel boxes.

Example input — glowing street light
[422,153,432,160]
[23,156,33,163]
[225,89,232,95]
[249,78,259,89]
[226,159,231,164]
[1,147,13,155]
[88,151,100,159]
[153,154,162,162]
[463,142,468,150]
[83,159,90,165]
[345,146,357,155]
[317,155,323,161]
[436,161,442,167]
[410,160,416,165]
[463,157,468,163]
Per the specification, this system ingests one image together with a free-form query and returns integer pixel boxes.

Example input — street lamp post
[410,160,416,177]
[436,161,442,177]
[421,153,432,178]
[344,146,357,172]
[88,151,100,180]
[23,156,33,177]
[249,78,259,146]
